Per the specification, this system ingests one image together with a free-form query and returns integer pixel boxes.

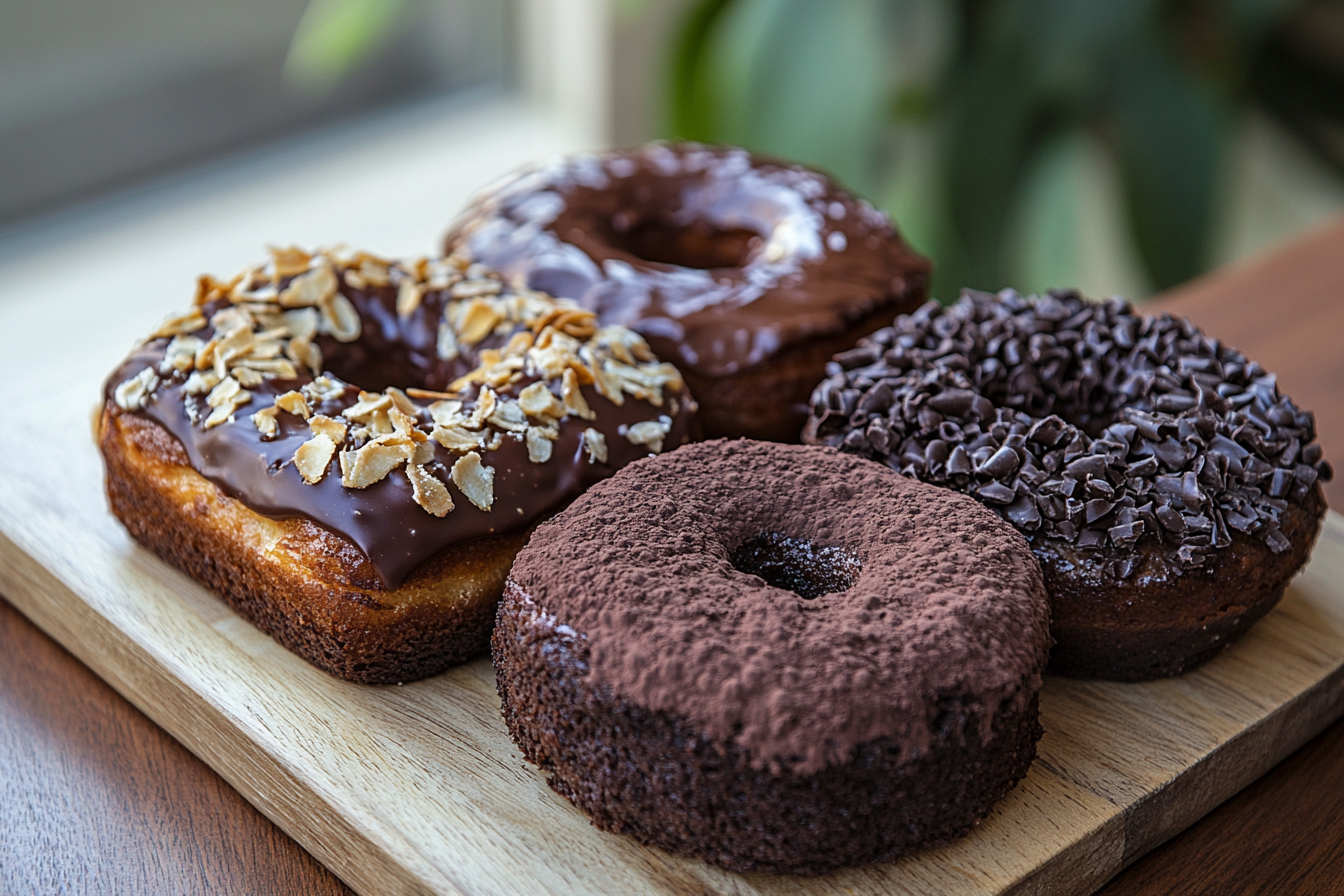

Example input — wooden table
[3,215,1343,895]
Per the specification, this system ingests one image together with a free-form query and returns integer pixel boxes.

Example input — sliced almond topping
[193,273,234,307]
[287,337,323,374]
[457,298,501,345]
[339,440,412,489]
[427,399,465,427]
[406,464,453,517]
[203,382,251,429]
[451,279,502,299]
[235,357,298,378]
[518,381,565,421]
[206,376,242,408]
[269,245,312,278]
[360,258,391,287]
[406,387,456,401]
[436,321,459,361]
[590,360,625,406]
[162,335,203,372]
[432,424,484,452]
[319,292,361,342]
[114,367,159,411]
[467,387,497,428]
[553,308,598,340]
[412,439,435,465]
[561,368,595,419]
[275,390,311,419]
[308,414,347,443]
[344,390,392,424]
[304,375,346,403]
[625,418,672,454]
[487,399,529,432]
[184,370,220,396]
[194,336,218,371]
[386,387,419,418]
[389,407,424,439]
[502,330,534,358]
[525,427,554,463]
[451,452,494,510]
[294,434,337,484]
[396,279,424,318]
[152,310,207,339]
[251,405,279,438]
[282,307,320,341]
[583,428,608,464]
[233,367,265,388]
[279,261,337,308]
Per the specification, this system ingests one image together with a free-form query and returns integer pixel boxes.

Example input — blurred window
[0,0,511,227]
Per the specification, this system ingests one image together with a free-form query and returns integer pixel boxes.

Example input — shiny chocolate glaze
[444,144,931,378]
[105,280,696,590]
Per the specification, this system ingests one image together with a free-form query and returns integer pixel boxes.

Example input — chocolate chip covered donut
[493,440,1049,874]
[444,143,931,441]
[100,246,696,683]
[805,289,1332,679]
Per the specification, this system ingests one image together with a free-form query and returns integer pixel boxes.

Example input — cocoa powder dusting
[508,440,1051,774]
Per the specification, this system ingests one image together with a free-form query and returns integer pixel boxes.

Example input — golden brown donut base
[1043,486,1327,680]
[690,305,904,442]
[97,403,526,683]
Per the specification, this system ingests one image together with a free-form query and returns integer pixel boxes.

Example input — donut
[804,288,1333,680]
[493,440,1050,874]
[99,246,696,683]
[443,143,931,442]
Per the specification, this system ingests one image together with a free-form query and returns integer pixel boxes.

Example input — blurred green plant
[670,0,1344,297]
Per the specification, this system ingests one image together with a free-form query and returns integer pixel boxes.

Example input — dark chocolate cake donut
[493,440,1050,874]
[444,143,931,441]
[805,289,1332,680]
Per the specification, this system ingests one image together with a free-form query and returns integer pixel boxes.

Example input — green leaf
[688,0,891,194]
[1112,43,1228,289]
[1008,131,1085,295]
[669,0,738,142]
[282,0,407,96]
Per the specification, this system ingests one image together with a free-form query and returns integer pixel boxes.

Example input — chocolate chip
[977,481,1016,504]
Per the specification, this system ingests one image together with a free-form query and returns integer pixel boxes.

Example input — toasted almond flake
[360,258,391,287]
[561,368,596,419]
[308,414,347,443]
[456,299,501,345]
[114,367,159,410]
[233,367,265,387]
[502,330,534,358]
[184,370,220,395]
[436,321,459,361]
[152,309,207,339]
[518,381,565,420]
[275,390,311,419]
[406,464,453,516]
[427,399,465,426]
[203,387,251,429]
[406,387,456,401]
[432,424,484,452]
[288,336,323,373]
[386,387,419,417]
[235,357,298,378]
[344,390,392,423]
[525,427,554,463]
[389,407,424,439]
[195,336,218,371]
[468,387,497,428]
[412,440,435,464]
[451,279,502,299]
[193,273,234,307]
[206,376,242,408]
[625,418,672,454]
[553,308,598,339]
[252,405,280,437]
[451,452,494,510]
[279,261,337,308]
[294,434,337,484]
[320,292,361,342]
[161,335,203,372]
[304,376,345,403]
[269,245,312,278]
[487,399,529,432]
[583,428,608,464]
[339,440,411,488]
[396,279,424,318]
[343,269,367,290]
[281,307,320,341]
[591,360,625,405]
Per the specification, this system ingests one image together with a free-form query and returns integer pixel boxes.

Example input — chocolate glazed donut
[444,143,931,442]
[493,440,1050,874]
[100,246,696,682]
[805,289,1332,680]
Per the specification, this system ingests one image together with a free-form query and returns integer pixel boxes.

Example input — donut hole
[606,213,761,270]
[729,533,861,600]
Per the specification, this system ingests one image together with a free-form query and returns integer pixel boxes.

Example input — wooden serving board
[1,357,1343,896]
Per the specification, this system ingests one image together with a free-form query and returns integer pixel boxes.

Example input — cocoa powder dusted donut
[444,143,931,441]
[805,289,1332,680]
[493,440,1050,874]
[100,246,695,683]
